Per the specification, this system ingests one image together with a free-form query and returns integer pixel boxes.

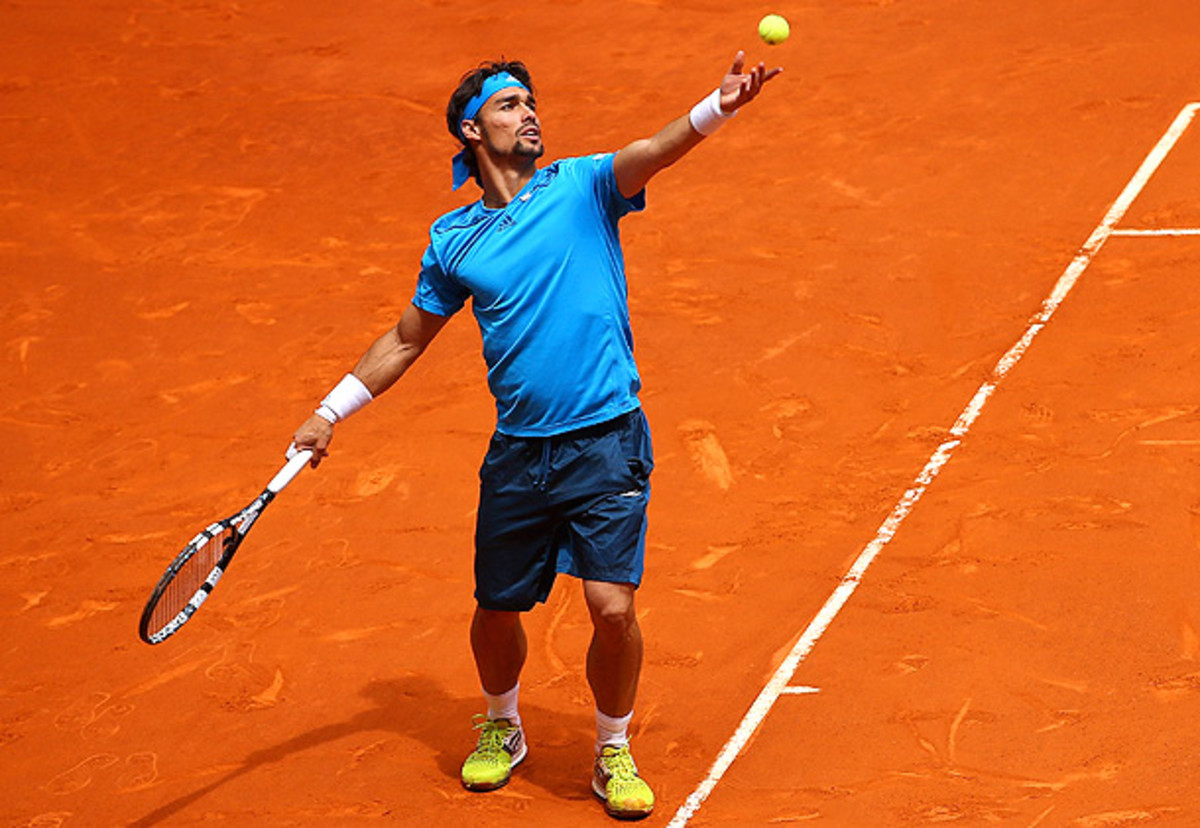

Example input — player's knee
[586,588,637,640]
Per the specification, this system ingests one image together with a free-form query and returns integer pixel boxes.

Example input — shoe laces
[472,714,512,753]
[601,745,639,782]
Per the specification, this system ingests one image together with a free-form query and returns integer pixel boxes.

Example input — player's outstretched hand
[719,51,782,113]
[290,414,333,468]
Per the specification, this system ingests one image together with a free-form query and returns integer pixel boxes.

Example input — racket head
[139,493,271,644]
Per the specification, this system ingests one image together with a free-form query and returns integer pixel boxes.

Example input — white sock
[484,683,520,726]
[595,708,633,754]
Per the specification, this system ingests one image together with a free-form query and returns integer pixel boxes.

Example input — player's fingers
[296,442,328,468]
[728,49,746,75]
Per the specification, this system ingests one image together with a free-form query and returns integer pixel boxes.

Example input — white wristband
[316,373,373,423]
[688,88,735,136]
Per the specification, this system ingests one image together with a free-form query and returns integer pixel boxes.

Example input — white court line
[667,100,1200,828]
[1111,228,1200,236]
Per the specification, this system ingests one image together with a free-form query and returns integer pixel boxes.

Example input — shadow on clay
[129,675,594,825]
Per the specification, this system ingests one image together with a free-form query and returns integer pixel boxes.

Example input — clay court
[5,1,1200,825]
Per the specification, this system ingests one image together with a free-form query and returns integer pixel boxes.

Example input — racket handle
[268,449,313,493]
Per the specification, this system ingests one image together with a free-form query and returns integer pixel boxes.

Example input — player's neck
[478,156,538,209]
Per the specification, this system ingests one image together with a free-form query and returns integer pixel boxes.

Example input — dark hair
[446,60,535,187]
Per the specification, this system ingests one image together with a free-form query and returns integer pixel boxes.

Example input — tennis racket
[138,449,313,645]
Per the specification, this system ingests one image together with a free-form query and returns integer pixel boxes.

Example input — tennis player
[291,52,780,819]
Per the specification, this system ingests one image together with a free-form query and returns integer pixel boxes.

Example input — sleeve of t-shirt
[412,239,468,317]
[579,152,646,221]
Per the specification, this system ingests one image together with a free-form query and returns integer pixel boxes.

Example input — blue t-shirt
[413,153,646,437]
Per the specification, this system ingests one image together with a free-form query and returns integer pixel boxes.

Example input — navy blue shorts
[474,408,654,612]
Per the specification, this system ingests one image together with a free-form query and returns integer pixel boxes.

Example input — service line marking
[667,100,1200,828]
[1110,228,1200,236]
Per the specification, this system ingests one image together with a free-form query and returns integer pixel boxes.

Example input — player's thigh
[567,411,654,573]
[475,433,560,610]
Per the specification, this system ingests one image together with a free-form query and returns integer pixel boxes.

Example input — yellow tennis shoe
[461,715,526,791]
[592,744,654,820]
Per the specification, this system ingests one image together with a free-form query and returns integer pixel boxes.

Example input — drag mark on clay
[45,600,121,629]
[891,704,990,767]
[19,813,74,828]
[14,335,42,372]
[158,375,252,405]
[757,326,819,363]
[338,739,391,776]
[764,809,821,822]
[1017,763,1120,793]
[1072,807,1182,826]
[1085,404,1199,459]
[1147,668,1200,702]
[1178,620,1199,661]
[203,646,289,712]
[98,530,171,545]
[1027,805,1056,828]
[250,668,285,709]
[673,588,725,603]
[321,623,403,643]
[20,592,48,611]
[135,300,190,320]
[678,420,733,490]
[234,302,277,325]
[1034,709,1082,734]
[890,653,930,676]
[965,598,1049,631]
[690,545,739,570]
[125,645,229,696]
[946,697,971,765]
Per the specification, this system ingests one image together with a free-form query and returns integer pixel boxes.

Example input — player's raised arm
[612,51,782,199]
[291,302,449,466]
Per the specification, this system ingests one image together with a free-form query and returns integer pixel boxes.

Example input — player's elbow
[614,138,664,197]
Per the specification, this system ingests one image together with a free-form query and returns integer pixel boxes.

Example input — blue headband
[452,71,530,190]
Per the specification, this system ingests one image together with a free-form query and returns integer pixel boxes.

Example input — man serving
[292,51,780,819]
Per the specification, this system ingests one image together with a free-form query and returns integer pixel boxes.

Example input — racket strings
[147,526,235,635]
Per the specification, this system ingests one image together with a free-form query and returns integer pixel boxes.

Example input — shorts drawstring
[534,438,552,492]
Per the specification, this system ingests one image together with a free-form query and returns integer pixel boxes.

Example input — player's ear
[461,119,481,142]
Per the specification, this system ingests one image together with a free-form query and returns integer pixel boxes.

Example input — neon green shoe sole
[461,715,527,792]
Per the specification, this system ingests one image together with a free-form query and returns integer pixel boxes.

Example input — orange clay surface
[5,2,1200,826]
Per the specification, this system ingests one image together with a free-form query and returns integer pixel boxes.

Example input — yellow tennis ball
[758,13,790,45]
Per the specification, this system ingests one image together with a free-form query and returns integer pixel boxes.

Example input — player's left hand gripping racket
[139,449,313,644]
